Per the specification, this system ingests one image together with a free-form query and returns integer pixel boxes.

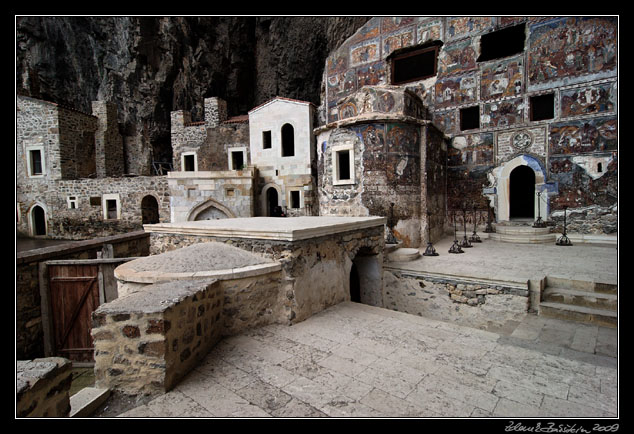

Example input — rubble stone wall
[16,357,73,417]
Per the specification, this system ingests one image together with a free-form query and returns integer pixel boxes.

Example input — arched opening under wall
[509,165,535,219]
[266,186,280,216]
[350,248,383,307]
[31,205,46,236]
[281,123,295,157]
[141,195,160,224]
[187,198,235,221]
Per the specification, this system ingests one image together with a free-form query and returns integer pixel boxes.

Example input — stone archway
[494,155,547,222]
[260,183,282,216]
[187,198,236,221]
[30,204,47,236]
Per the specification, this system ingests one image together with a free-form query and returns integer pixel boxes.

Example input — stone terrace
[115,301,617,418]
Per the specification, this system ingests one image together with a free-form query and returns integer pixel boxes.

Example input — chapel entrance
[31,205,46,236]
[266,187,279,216]
[509,165,535,219]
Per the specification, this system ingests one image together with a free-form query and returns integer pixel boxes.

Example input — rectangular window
[460,106,480,131]
[290,190,301,209]
[231,151,244,170]
[391,45,440,85]
[530,93,555,121]
[67,196,78,209]
[332,144,355,185]
[30,149,43,175]
[262,130,272,149]
[183,154,196,171]
[106,200,118,220]
[477,23,526,62]
[102,194,120,220]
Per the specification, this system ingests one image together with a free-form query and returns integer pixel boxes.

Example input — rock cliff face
[16,16,368,169]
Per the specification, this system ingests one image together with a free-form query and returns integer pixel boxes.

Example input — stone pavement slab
[115,302,618,419]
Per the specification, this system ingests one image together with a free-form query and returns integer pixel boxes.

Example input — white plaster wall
[248,99,314,176]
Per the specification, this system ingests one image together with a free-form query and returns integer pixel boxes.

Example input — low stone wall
[92,279,224,397]
[383,271,529,329]
[16,357,73,417]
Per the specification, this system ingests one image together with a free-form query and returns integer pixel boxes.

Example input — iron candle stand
[469,204,482,243]
[449,210,464,254]
[484,205,495,233]
[533,191,546,228]
[423,210,439,256]
[459,205,472,248]
[556,205,573,246]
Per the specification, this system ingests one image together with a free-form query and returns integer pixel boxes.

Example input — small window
[90,197,101,206]
[67,196,78,209]
[29,149,43,175]
[530,93,555,121]
[281,124,295,157]
[102,194,120,220]
[182,153,196,171]
[106,200,118,220]
[597,163,603,173]
[231,151,244,170]
[290,190,301,209]
[391,44,440,85]
[332,144,355,185]
[262,130,272,149]
[477,24,526,62]
[460,106,480,131]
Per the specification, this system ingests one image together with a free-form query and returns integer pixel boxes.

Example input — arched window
[141,195,160,224]
[281,123,295,157]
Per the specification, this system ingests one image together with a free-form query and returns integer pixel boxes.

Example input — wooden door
[47,263,100,362]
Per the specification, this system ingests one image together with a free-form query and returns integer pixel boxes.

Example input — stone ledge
[70,387,111,417]
[16,357,73,417]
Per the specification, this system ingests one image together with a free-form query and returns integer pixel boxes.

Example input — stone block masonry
[92,279,224,397]
[16,357,73,417]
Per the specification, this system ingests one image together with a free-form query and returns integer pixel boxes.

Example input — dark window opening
[262,130,272,149]
[29,149,42,175]
[597,162,603,173]
[106,199,118,220]
[90,197,101,206]
[231,151,244,170]
[290,191,301,209]
[391,44,440,84]
[184,154,195,171]
[477,24,526,62]
[460,106,480,131]
[141,195,160,225]
[530,93,555,121]
[281,124,295,157]
[338,150,351,180]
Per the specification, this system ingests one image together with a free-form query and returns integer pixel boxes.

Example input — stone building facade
[320,16,618,237]
[16,95,170,240]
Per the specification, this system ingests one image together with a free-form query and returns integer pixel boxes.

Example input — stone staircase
[539,276,618,327]
[489,222,557,244]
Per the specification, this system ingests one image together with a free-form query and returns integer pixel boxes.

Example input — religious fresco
[481,98,524,129]
[356,61,387,88]
[437,39,477,76]
[434,73,477,109]
[446,16,494,40]
[549,116,617,155]
[447,133,494,167]
[382,26,415,57]
[350,37,380,67]
[353,123,386,172]
[560,82,616,118]
[528,17,617,85]
[480,56,524,100]
[417,18,442,44]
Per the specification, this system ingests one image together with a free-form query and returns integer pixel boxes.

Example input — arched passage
[267,187,279,216]
[31,205,46,236]
[141,195,160,224]
[349,248,382,306]
[509,165,535,219]
[349,262,361,302]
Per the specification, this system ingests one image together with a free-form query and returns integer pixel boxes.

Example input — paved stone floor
[117,301,618,418]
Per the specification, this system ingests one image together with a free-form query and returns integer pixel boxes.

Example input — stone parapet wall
[92,279,224,396]
[16,357,73,417]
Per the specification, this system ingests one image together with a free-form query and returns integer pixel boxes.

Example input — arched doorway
[31,205,46,236]
[266,187,279,216]
[349,262,361,303]
[509,165,535,219]
[141,195,160,224]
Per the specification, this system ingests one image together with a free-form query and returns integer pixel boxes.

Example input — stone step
[545,276,617,295]
[539,301,617,328]
[387,248,420,262]
[488,231,557,244]
[543,286,617,311]
[494,224,552,235]
[70,387,111,417]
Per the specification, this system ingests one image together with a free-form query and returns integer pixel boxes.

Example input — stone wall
[92,279,224,396]
[17,176,170,240]
[383,271,529,329]
[16,357,73,417]
[168,170,255,221]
